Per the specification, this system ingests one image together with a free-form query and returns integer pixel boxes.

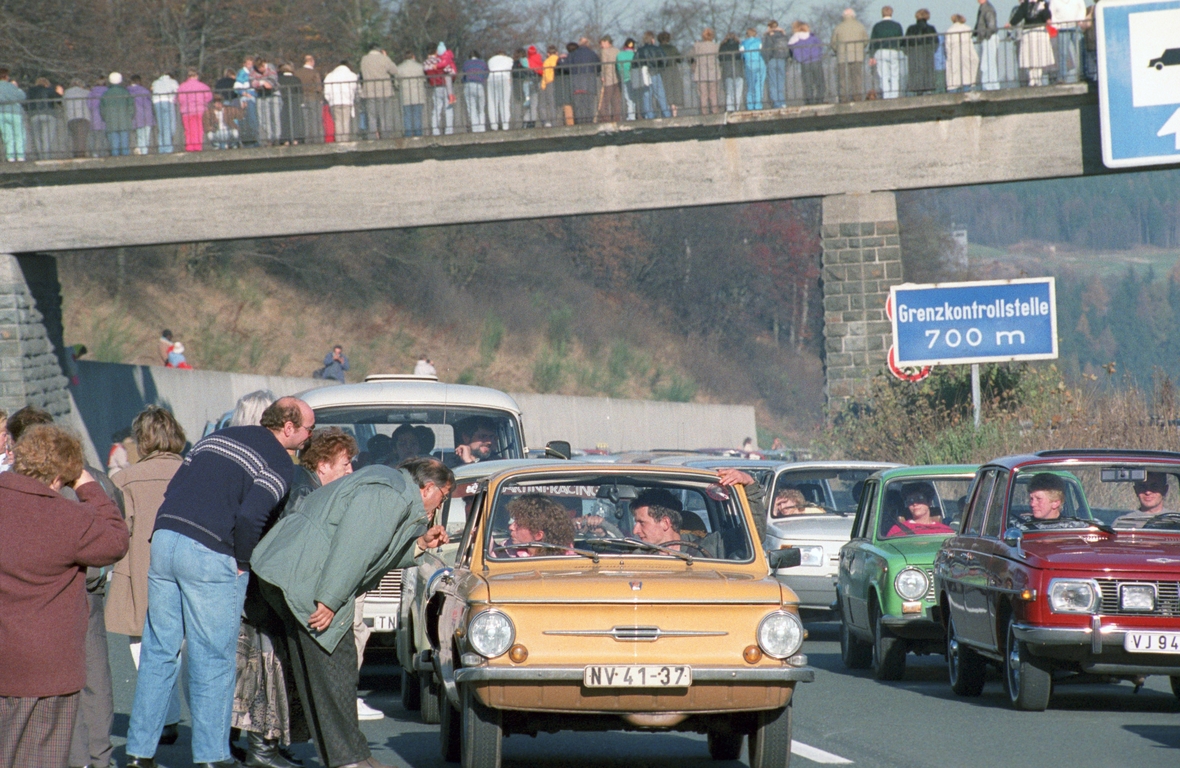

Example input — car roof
[480,461,742,484]
[980,450,1180,471]
[874,464,979,481]
[298,379,522,415]
[651,457,791,469]
[774,461,905,472]
[453,458,567,481]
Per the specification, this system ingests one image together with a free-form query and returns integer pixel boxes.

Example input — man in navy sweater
[125,397,314,768]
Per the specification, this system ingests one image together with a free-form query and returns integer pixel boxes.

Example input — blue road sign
[1098,0,1180,168]
[890,278,1058,367]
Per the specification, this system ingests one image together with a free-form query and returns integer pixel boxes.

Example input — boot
[245,732,299,768]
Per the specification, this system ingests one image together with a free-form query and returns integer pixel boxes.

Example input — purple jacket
[88,85,107,130]
[789,33,825,64]
[127,84,155,128]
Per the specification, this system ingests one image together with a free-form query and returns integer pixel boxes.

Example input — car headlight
[467,609,515,658]
[1047,579,1100,614]
[757,610,805,659]
[1120,584,1156,612]
[894,567,930,601]
[796,545,824,568]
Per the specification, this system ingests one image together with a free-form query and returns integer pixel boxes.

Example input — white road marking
[792,740,854,764]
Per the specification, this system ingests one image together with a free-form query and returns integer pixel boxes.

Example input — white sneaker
[357,697,385,720]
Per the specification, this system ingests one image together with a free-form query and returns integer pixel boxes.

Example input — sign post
[1097,0,1180,168]
[890,278,1059,427]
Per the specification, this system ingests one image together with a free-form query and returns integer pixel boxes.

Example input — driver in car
[1016,473,1066,525]
[446,416,498,467]
[631,489,717,556]
[1114,471,1176,529]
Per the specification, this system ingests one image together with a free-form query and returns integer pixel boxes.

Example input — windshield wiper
[492,541,600,563]
[581,536,695,564]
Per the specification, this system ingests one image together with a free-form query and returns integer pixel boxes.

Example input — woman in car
[499,494,576,556]
[885,483,955,537]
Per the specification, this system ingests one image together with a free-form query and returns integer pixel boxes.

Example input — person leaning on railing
[788,22,826,105]
[0,68,27,162]
[396,51,426,137]
[64,79,91,158]
[869,6,906,99]
[719,31,744,112]
[150,71,179,154]
[974,0,1001,91]
[905,9,939,95]
[945,15,980,92]
[830,8,869,102]
[1010,0,1055,86]
[690,28,721,116]
[25,77,59,160]
[740,27,766,110]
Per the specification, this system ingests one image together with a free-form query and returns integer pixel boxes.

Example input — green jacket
[251,465,428,652]
[100,85,135,132]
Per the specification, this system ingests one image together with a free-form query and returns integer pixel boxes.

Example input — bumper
[776,574,837,611]
[454,666,816,684]
[1011,622,1180,675]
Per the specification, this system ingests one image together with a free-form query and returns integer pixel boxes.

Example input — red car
[934,450,1180,710]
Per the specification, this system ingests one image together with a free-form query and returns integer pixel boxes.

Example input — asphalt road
[106,621,1180,768]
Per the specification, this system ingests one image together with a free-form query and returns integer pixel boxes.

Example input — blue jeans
[125,530,248,763]
[403,104,423,136]
[746,63,766,110]
[154,102,176,153]
[643,73,671,119]
[107,130,130,156]
[767,58,787,107]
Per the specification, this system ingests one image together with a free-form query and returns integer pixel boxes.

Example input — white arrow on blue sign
[1098,0,1180,168]
[890,278,1058,367]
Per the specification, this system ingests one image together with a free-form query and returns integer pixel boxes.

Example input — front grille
[1095,578,1180,616]
[925,569,936,601]
[365,569,403,599]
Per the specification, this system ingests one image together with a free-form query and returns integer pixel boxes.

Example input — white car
[299,374,530,643]
[761,462,903,616]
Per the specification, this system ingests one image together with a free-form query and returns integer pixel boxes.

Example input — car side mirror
[544,440,572,459]
[768,547,802,570]
[1002,527,1023,548]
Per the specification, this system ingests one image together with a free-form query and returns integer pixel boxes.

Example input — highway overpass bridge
[0,83,1149,415]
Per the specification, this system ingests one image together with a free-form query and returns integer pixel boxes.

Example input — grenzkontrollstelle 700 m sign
[890,278,1058,367]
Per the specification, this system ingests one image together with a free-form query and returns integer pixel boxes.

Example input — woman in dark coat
[658,31,685,116]
[0,425,128,768]
[277,63,305,144]
[905,9,939,94]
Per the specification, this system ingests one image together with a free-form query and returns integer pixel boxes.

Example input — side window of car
[458,490,486,566]
[850,481,876,539]
[963,470,996,536]
[982,471,1011,538]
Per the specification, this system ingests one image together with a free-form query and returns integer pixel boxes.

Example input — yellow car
[424,463,814,768]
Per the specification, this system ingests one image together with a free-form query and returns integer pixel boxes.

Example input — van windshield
[312,406,523,469]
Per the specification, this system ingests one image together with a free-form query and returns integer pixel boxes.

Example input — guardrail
[0,27,1089,162]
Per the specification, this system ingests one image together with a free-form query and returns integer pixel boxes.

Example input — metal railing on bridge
[0,26,1090,162]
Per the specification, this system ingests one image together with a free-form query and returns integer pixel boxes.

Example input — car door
[970,470,1011,653]
[841,479,878,631]
[432,486,487,699]
[941,469,995,644]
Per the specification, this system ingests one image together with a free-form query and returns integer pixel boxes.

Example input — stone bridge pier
[821,192,905,403]
[0,254,72,419]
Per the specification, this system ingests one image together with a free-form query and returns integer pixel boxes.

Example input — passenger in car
[389,423,428,465]
[772,488,808,517]
[501,493,576,555]
[885,483,955,537]
[1114,472,1176,529]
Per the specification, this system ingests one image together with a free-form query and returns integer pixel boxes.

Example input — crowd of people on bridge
[0,396,451,768]
[0,0,1097,162]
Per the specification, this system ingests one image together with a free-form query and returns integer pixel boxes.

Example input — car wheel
[839,603,872,670]
[420,672,442,724]
[460,683,502,768]
[439,695,461,763]
[871,605,907,681]
[1005,622,1051,711]
[1157,63,1166,70]
[401,666,421,711]
[747,703,792,768]
[947,616,986,697]
[707,728,744,761]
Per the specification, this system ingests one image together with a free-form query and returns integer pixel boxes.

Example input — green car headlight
[757,610,804,659]
[468,609,515,658]
[894,567,930,602]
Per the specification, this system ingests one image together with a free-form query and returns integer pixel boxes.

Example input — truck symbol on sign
[1149,47,1180,70]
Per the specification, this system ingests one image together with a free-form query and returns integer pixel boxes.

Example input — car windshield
[312,405,523,469]
[1009,463,1180,534]
[878,477,975,539]
[484,474,756,562]
[770,468,877,518]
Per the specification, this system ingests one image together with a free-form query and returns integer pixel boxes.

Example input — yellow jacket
[541,54,558,89]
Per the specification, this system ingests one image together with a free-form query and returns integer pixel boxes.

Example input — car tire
[460,683,502,768]
[420,672,442,724]
[748,703,792,768]
[401,666,421,711]
[1005,622,1051,711]
[871,605,907,681]
[947,616,986,697]
[839,604,872,670]
[1157,63,1166,70]
[707,729,744,761]
[439,696,461,763]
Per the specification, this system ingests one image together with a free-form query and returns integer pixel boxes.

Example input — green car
[837,465,979,680]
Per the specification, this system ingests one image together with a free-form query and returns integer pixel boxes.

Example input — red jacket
[0,474,129,697]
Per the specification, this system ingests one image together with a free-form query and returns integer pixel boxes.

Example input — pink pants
[182,113,203,152]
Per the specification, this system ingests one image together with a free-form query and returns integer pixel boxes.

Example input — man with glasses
[1115,472,1176,529]
[124,397,312,768]
[447,415,499,467]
